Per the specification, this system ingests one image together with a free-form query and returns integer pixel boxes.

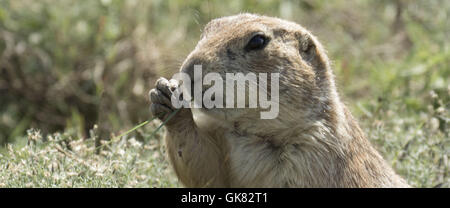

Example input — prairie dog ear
[298,33,317,65]
[297,32,328,72]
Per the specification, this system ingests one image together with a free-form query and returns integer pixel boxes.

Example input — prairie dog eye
[245,34,269,51]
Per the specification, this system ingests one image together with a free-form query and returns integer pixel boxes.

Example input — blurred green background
[0,0,448,187]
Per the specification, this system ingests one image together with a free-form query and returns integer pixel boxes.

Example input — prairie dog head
[178,13,339,130]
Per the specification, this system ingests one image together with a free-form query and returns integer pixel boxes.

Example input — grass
[0,0,448,187]
[0,124,179,188]
[1,95,447,187]
[0,109,183,188]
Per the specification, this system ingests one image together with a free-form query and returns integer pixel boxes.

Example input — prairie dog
[149,13,409,187]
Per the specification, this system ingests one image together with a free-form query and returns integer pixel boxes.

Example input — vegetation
[0,0,448,187]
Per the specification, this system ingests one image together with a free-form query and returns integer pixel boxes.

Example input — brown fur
[149,13,409,187]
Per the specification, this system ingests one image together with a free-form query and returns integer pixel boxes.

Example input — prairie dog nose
[180,57,207,81]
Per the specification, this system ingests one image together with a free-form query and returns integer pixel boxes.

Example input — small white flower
[117,149,125,156]
[128,138,142,148]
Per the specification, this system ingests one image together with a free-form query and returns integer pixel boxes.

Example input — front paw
[149,77,187,124]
